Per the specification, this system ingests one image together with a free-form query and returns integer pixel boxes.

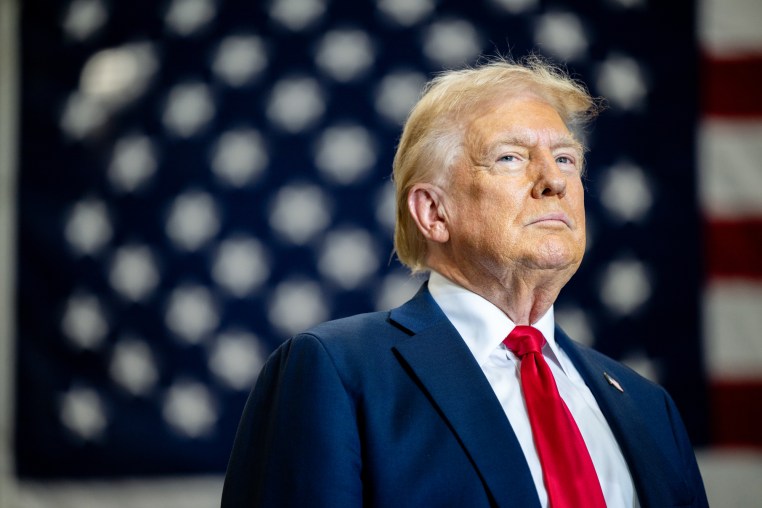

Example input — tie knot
[503,325,546,357]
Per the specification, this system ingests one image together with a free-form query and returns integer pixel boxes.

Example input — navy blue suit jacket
[222,285,708,507]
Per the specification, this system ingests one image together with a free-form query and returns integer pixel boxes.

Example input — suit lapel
[390,286,540,508]
[555,326,693,507]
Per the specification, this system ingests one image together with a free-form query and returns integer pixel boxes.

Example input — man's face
[442,96,586,280]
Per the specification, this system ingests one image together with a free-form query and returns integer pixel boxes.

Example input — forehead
[465,95,574,148]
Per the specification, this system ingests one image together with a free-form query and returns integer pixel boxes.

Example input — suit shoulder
[571,340,668,395]
[264,310,406,392]
[303,310,393,339]
[279,310,405,361]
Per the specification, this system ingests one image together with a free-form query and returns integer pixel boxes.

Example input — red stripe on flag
[704,218,762,280]
[702,54,762,118]
[710,380,762,448]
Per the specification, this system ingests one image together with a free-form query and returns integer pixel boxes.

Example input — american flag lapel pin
[603,372,624,393]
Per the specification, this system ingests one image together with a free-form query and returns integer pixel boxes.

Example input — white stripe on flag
[697,450,762,507]
[0,0,19,506]
[11,476,224,508]
[699,0,762,55]
[698,120,762,218]
[703,281,762,379]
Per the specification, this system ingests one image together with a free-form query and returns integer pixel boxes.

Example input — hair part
[392,54,602,273]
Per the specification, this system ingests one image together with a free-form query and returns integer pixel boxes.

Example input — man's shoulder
[303,309,395,338]
[259,309,413,389]
[279,309,410,360]
[295,283,432,348]
[562,332,667,396]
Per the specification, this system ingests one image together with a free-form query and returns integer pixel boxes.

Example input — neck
[431,258,573,325]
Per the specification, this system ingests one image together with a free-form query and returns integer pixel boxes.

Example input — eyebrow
[492,131,584,154]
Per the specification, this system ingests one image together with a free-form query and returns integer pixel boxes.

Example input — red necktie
[503,326,606,508]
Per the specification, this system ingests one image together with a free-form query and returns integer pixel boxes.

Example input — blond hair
[392,55,600,273]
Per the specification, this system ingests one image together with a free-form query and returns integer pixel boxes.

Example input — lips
[527,212,572,227]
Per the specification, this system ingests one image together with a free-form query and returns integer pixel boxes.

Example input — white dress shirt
[428,271,639,508]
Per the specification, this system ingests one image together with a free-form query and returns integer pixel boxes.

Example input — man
[222,57,708,507]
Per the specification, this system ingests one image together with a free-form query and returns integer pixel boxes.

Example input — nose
[531,153,567,198]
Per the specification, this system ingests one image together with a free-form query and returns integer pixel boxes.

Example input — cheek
[567,180,586,217]
[561,178,586,251]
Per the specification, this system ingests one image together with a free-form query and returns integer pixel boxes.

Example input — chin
[530,240,583,271]
[525,257,574,272]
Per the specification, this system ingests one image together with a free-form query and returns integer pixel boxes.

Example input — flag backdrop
[697,0,762,451]
[5,0,761,503]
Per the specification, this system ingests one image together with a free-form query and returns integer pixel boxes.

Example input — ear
[407,183,450,244]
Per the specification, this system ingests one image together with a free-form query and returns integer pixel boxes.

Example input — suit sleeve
[221,333,363,507]
[663,391,710,508]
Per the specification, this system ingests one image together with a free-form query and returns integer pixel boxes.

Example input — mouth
[527,212,572,228]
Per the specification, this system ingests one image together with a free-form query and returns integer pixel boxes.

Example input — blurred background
[0,0,760,505]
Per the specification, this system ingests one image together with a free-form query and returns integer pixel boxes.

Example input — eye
[499,154,519,162]
[556,155,574,165]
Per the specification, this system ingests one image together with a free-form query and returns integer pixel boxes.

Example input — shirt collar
[428,271,565,370]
